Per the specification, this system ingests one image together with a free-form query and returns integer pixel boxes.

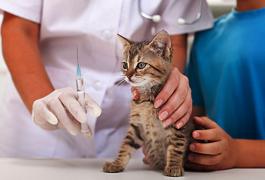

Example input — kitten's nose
[127,74,133,81]
[126,71,134,81]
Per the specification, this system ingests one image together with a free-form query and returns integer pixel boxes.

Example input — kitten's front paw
[103,161,124,173]
[163,166,184,177]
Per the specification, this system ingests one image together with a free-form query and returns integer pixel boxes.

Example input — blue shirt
[186,8,265,139]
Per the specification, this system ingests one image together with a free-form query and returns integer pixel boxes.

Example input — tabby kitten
[102,30,193,177]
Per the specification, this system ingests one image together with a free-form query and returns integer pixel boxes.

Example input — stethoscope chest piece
[137,0,202,25]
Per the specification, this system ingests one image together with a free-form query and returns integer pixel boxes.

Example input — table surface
[1,158,265,180]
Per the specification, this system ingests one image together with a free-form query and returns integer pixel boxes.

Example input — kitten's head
[118,30,172,88]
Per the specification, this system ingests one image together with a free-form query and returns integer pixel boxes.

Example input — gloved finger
[59,90,87,124]
[48,98,80,136]
[33,115,63,131]
[84,93,102,117]
[32,100,59,125]
[34,121,58,131]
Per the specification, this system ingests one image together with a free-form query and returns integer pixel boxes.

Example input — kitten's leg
[163,132,187,177]
[103,124,143,173]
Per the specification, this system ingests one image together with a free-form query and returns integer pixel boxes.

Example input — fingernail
[176,122,183,129]
[154,99,163,108]
[47,118,58,125]
[159,111,168,120]
[163,119,171,128]
[190,144,195,151]
[193,131,199,138]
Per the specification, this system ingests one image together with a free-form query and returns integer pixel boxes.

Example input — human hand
[187,116,238,171]
[155,67,192,129]
[132,68,191,129]
[32,87,101,135]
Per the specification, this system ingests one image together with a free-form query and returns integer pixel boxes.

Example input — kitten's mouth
[124,76,149,87]
[129,79,149,87]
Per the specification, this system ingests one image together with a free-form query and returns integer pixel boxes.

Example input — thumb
[194,116,218,129]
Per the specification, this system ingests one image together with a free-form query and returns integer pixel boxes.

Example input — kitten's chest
[131,101,167,141]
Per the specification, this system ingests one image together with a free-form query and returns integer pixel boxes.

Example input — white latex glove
[32,87,101,135]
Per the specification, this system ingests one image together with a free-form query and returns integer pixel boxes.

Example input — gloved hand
[32,87,102,135]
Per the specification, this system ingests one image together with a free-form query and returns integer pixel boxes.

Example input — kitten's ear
[148,30,171,56]
[117,34,132,49]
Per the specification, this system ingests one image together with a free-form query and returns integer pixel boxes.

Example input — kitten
[102,30,194,177]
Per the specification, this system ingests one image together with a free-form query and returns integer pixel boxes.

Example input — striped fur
[103,30,193,177]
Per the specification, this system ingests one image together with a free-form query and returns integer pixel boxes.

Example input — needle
[75,46,92,138]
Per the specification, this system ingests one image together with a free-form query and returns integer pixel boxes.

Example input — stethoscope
[137,0,203,25]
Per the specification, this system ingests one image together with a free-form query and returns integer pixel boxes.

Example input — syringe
[76,47,92,138]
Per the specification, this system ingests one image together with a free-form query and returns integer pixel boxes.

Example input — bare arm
[233,139,265,168]
[170,34,187,72]
[1,12,54,112]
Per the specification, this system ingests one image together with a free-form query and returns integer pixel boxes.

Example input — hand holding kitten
[132,67,192,129]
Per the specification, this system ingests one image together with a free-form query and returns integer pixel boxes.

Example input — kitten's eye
[122,62,128,70]
[137,62,147,69]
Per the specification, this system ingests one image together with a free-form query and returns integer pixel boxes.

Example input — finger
[162,88,192,128]
[48,98,80,135]
[188,153,222,166]
[32,102,58,131]
[175,104,192,129]
[154,68,180,108]
[32,101,62,131]
[59,90,87,123]
[32,100,61,130]
[33,115,62,131]
[185,162,216,172]
[80,123,92,137]
[85,93,102,117]
[192,128,222,141]
[158,75,189,121]
[189,142,223,155]
[194,116,218,129]
[32,100,59,125]
[162,104,192,128]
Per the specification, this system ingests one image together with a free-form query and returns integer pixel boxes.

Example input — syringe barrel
[76,78,84,92]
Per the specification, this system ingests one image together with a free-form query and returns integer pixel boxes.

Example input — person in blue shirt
[186,0,265,170]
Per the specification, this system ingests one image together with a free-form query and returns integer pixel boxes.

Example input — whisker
[115,78,128,86]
